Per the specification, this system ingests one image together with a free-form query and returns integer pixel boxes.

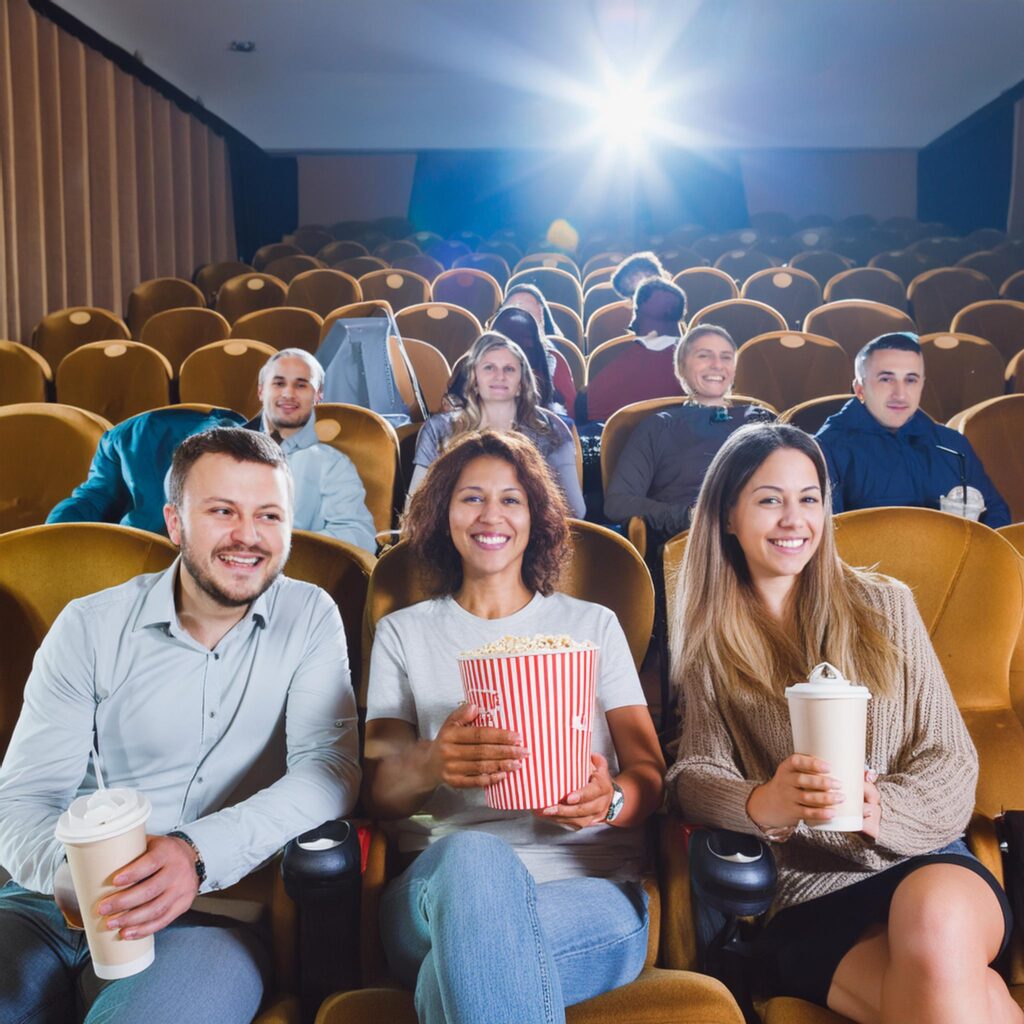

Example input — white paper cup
[55,789,154,979]
[785,663,871,832]
[459,647,598,810]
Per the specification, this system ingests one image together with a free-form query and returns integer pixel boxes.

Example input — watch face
[606,783,625,822]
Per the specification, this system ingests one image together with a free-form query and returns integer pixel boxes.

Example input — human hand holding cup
[427,703,529,789]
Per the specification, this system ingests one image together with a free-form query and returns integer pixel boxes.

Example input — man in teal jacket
[46,407,245,534]
[815,333,1010,527]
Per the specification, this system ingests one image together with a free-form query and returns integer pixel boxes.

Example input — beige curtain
[1,0,236,343]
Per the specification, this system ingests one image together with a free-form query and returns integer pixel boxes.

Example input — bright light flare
[594,75,660,147]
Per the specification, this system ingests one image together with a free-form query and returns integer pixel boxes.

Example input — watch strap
[168,830,207,885]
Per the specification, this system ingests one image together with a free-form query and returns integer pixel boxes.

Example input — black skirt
[755,839,1013,1007]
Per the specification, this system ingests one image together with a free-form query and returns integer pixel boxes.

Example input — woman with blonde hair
[408,331,585,516]
[667,422,1017,1023]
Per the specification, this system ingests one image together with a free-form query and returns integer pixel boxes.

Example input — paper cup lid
[943,484,984,508]
[784,662,871,700]
[55,788,152,843]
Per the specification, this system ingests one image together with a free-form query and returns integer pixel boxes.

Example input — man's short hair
[628,278,687,332]
[853,332,922,381]
[257,348,325,392]
[168,427,292,507]
[611,252,667,298]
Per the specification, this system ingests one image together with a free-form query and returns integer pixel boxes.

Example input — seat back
[193,260,255,305]
[333,256,390,279]
[688,299,787,348]
[586,335,639,386]
[252,242,303,271]
[291,226,335,256]
[672,267,739,317]
[733,332,851,411]
[958,249,1019,292]
[950,299,1024,364]
[0,522,178,755]
[580,251,626,278]
[138,307,231,373]
[550,337,585,391]
[178,339,277,417]
[452,253,510,290]
[787,249,853,290]
[714,249,776,285]
[1000,270,1024,302]
[286,269,363,319]
[392,254,445,284]
[658,247,707,275]
[431,268,502,325]
[584,299,632,353]
[318,240,370,266]
[375,240,421,263]
[824,266,908,310]
[0,341,51,405]
[0,404,112,533]
[313,404,401,537]
[263,254,325,284]
[513,252,581,279]
[582,282,620,326]
[740,268,821,330]
[803,300,917,361]
[778,393,853,434]
[867,249,932,288]
[507,267,583,317]
[359,270,432,313]
[1007,349,1024,395]
[953,394,1024,522]
[362,521,654,703]
[908,267,997,335]
[230,307,324,355]
[394,303,482,365]
[581,266,616,294]
[125,277,205,338]
[31,307,131,370]
[400,339,451,416]
[215,273,288,325]
[832,508,1024,821]
[918,333,1006,422]
[56,341,173,423]
[548,302,585,351]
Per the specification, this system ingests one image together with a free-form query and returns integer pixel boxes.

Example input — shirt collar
[259,412,319,453]
[135,556,271,636]
[843,398,932,438]
[638,333,679,351]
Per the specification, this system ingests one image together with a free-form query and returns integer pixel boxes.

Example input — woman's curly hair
[402,430,570,597]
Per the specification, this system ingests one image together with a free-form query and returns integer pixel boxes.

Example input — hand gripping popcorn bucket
[458,636,598,810]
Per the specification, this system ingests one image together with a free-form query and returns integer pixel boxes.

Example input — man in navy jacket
[815,332,1010,527]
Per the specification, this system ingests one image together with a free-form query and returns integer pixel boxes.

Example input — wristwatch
[605,781,625,823]
[168,830,207,886]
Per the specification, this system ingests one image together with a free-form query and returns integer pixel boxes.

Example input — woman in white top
[365,430,664,1024]
[408,331,585,517]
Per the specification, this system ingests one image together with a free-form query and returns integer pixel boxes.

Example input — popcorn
[460,634,595,658]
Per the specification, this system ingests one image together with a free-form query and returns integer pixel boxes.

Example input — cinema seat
[585,300,633,353]
[0,403,111,533]
[0,341,51,405]
[550,302,586,351]
[399,339,451,415]
[823,266,908,310]
[125,277,206,338]
[918,333,1006,423]
[253,242,303,271]
[741,268,821,331]
[907,267,997,335]
[178,339,277,417]
[394,302,482,365]
[431,267,502,324]
[215,273,288,324]
[672,267,739,315]
[514,251,581,279]
[777,394,852,434]
[56,340,173,423]
[951,299,1024,364]
[359,269,432,313]
[287,269,363,319]
[138,307,232,374]
[734,332,851,412]
[788,250,853,291]
[802,300,916,362]
[951,393,1024,522]
[231,307,324,355]
[31,306,131,371]
[194,260,255,305]
[508,266,584,317]
[714,248,776,284]
[688,299,787,349]
[452,252,511,290]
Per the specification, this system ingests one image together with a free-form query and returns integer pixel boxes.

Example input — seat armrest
[688,828,777,919]
[627,517,647,559]
[282,820,362,1023]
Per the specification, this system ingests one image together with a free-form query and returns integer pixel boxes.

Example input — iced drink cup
[54,788,154,979]
[785,663,871,832]
[940,485,985,522]
[458,635,598,811]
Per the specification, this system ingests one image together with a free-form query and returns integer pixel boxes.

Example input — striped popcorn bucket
[458,647,598,810]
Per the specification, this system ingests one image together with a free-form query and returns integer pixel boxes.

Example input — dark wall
[918,78,1024,233]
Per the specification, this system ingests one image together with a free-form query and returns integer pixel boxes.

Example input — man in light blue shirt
[0,428,360,1023]
[246,348,377,553]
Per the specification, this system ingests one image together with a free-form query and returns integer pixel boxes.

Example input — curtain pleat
[0,0,236,343]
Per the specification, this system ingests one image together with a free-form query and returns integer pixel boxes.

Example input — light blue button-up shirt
[0,560,360,895]
[257,414,378,553]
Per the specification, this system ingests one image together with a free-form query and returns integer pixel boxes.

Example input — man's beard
[179,532,289,608]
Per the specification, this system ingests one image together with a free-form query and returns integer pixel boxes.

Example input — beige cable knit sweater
[666,577,979,913]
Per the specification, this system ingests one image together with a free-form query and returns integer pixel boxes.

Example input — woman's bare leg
[826,864,1021,1024]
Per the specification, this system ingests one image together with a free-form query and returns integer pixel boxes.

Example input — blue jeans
[379,832,649,1024]
[0,882,271,1024]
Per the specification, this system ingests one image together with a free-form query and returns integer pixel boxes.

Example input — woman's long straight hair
[671,423,899,700]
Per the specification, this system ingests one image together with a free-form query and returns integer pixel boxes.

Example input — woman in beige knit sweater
[666,423,1019,1024]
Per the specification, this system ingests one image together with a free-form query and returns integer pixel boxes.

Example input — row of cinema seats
[4,297,1023,433]
[1,506,1023,1023]
[1,387,1021,557]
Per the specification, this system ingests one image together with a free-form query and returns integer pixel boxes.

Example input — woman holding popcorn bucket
[363,430,664,1024]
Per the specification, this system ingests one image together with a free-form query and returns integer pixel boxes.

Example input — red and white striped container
[458,646,598,810]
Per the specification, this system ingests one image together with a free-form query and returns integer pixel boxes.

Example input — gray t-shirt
[366,592,649,883]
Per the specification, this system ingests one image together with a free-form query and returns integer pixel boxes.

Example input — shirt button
[197,776,204,784]
[209,711,215,718]
[213,653,220,660]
